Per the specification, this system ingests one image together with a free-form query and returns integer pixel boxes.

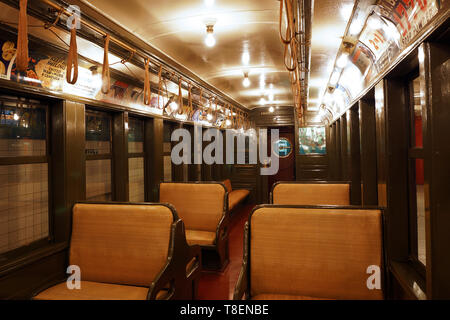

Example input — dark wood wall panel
[359,96,378,206]
[349,104,362,205]
[422,41,450,299]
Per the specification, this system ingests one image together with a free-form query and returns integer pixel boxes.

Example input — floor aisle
[197,204,254,300]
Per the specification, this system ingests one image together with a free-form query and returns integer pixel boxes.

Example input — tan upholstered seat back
[272,183,350,205]
[250,207,383,300]
[69,204,173,287]
[159,183,226,232]
[223,179,232,193]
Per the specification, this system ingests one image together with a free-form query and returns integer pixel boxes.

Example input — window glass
[412,78,423,148]
[0,100,46,157]
[85,111,111,155]
[416,158,426,265]
[128,157,144,202]
[0,163,49,255]
[86,159,112,201]
[128,117,144,154]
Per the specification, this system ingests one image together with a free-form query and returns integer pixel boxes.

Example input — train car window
[128,117,145,202]
[408,75,426,268]
[85,109,112,201]
[163,122,172,182]
[0,96,49,255]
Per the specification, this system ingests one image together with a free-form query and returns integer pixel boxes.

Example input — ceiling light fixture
[336,52,349,69]
[205,24,216,47]
[242,52,250,65]
[269,106,275,113]
[243,71,251,87]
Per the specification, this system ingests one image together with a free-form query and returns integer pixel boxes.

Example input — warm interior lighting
[243,72,251,87]
[207,113,213,121]
[13,113,19,121]
[269,106,274,113]
[259,98,267,105]
[367,15,382,30]
[336,53,349,69]
[225,119,232,127]
[205,24,216,47]
[170,101,179,111]
[242,52,250,66]
[329,70,341,86]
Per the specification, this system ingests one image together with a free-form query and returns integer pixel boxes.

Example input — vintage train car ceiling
[320,0,441,123]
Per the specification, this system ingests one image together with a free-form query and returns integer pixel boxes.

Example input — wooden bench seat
[271,181,351,205]
[223,179,250,211]
[159,182,229,270]
[234,205,384,300]
[33,202,201,300]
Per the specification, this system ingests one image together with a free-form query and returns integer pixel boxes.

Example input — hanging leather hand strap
[143,58,151,105]
[66,18,78,84]
[101,35,111,94]
[16,0,29,72]
[177,78,183,115]
[188,84,193,118]
[278,0,292,45]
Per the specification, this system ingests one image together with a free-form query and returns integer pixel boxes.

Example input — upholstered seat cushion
[34,281,150,300]
[186,230,216,246]
[252,294,332,300]
[229,189,250,210]
[160,183,226,233]
[272,183,350,205]
[250,207,383,300]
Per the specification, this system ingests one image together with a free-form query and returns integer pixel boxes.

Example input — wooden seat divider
[32,202,201,300]
[223,179,250,212]
[234,205,385,300]
[270,181,351,205]
[159,182,230,271]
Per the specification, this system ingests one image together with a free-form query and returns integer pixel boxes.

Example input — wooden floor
[197,204,254,300]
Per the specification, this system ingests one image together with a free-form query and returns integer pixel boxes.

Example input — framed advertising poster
[299,126,326,155]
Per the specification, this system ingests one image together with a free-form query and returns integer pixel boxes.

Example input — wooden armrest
[215,214,229,244]
[186,244,201,279]
[233,222,250,300]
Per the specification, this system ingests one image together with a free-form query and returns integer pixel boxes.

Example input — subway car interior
[0,0,449,304]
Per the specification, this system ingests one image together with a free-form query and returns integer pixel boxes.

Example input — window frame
[0,96,53,258]
[85,107,114,201]
[405,70,427,278]
[127,114,147,202]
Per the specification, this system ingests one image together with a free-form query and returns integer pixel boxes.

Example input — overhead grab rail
[34,0,248,121]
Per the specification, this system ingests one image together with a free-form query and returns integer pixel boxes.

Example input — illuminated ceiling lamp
[269,106,275,113]
[204,0,214,7]
[243,71,251,87]
[204,22,216,48]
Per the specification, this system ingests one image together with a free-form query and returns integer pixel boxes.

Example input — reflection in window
[0,164,49,254]
[85,111,111,155]
[129,157,144,202]
[0,97,49,255]
[86,159,112,201]
[128,117,144,154]
[0,100,46,157]
[416,159,426,265]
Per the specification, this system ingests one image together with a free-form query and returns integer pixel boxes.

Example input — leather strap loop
[16,0,29,72]
[177,78,183,115]
[66,20,78,84]
[101,35,110,94]
[143,58,151,105]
